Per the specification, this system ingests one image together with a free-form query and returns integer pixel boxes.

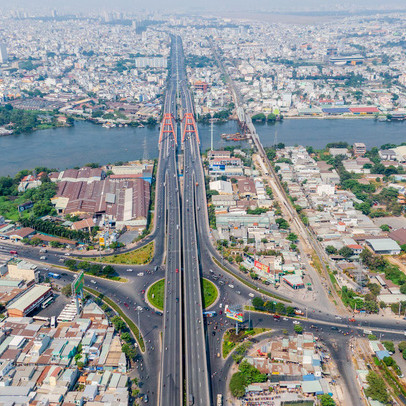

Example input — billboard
[225,305,244,323]
[99,236,105,247]
[72,271,84,296]
[254,260,270,273]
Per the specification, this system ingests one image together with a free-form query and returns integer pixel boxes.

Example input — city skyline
[2,0,406,13]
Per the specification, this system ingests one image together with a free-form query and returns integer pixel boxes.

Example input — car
[273,315,280,320]
[127,269,133,272]
[219,303,222,308]
[141,290,145,294]
[40,256,47,260]
[137,272,144,276]
[348,318,356,322]
[335,316,342,320]
[90,280,97,284]
[219,310,223,315]
[331,326,338,330]
[212,331,216,336]
[228,284,234,289]
[124,303,129,308]
[176,268,179,273]
[293,320,300,325]
[248,293,254,298]
[283,317,289,321]
[64,252,71,256]
[236,291,241,295]
[144,394,149,403]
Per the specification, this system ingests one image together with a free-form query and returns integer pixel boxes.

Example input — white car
[293,321,300,325]
[283,317,289,321]
[335,316,342,320]
[248,293,255,298]
[90,280,97,284]
[64,252,71,256]
[228,284,234,289]
[40,256,47,260]
[137,272,144,276]
[127,269,133,272]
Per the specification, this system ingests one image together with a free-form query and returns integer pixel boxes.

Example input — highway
[176,35,212,406]
[4,35,406,406]
[158,36,183,406]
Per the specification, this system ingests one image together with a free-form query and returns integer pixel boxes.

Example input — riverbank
[1,119,405,176]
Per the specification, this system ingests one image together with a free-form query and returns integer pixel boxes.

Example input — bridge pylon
[159,113,177,144]
[181,112,199,144]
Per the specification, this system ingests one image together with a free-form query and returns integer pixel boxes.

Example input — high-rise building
[0,44,8,64]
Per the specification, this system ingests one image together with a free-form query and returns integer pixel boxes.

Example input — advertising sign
[225,305,244,323]
[254,260,270,273]
[72,271,84,296]
[99,236,105,247]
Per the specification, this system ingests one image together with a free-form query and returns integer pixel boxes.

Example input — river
[0,119,404,176]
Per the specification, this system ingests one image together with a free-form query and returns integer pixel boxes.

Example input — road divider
[212,257,291,303]
[84,286,145,352]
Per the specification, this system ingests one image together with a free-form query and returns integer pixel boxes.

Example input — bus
[217,394,223,406]
[47,272,61,279]
[41,297,54,309]
[203,311,216,318]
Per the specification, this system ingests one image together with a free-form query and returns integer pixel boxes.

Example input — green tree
[398,341,406,353]
[112,316,126,332]
[251,113,266,122]
[121,332,132,343]
[275,302,285,314]
[286,233,298,242]
[122,343,137,360]
[325,245,338,255]
[294,324,303,334]
[229,372,246,397]
[380,224,390,232]
[318,394,336,406]
[61,284,72,297]
[338,246,354,259]
[364,371,390,404]
[252,297,264,310]
[382,341,395,353]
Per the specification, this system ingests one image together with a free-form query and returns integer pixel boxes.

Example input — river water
[0,119,404,176]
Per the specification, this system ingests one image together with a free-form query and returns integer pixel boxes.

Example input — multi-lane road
[158,36,183,406]
[3,34,406,406]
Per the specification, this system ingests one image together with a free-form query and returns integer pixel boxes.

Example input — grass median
[147,278,165,310]
[84,286,145,352]
[147,277,219,311]
[86,241,154,265]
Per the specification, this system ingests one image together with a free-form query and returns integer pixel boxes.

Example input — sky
[2,0,406,13]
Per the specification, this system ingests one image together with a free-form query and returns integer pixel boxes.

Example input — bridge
[158,35,211,406]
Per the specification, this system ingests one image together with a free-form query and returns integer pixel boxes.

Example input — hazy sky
[2,0,406,13]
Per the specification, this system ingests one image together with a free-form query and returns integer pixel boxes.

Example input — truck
[217,394,223,406]
[294,309,304,316]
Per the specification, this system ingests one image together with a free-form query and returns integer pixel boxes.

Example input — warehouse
[366,239,401,255]
[7,285,52,317]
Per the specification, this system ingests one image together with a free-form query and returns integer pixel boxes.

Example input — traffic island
[201,278,219,309]
[147,278,165,311]
[146,277,219,311]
